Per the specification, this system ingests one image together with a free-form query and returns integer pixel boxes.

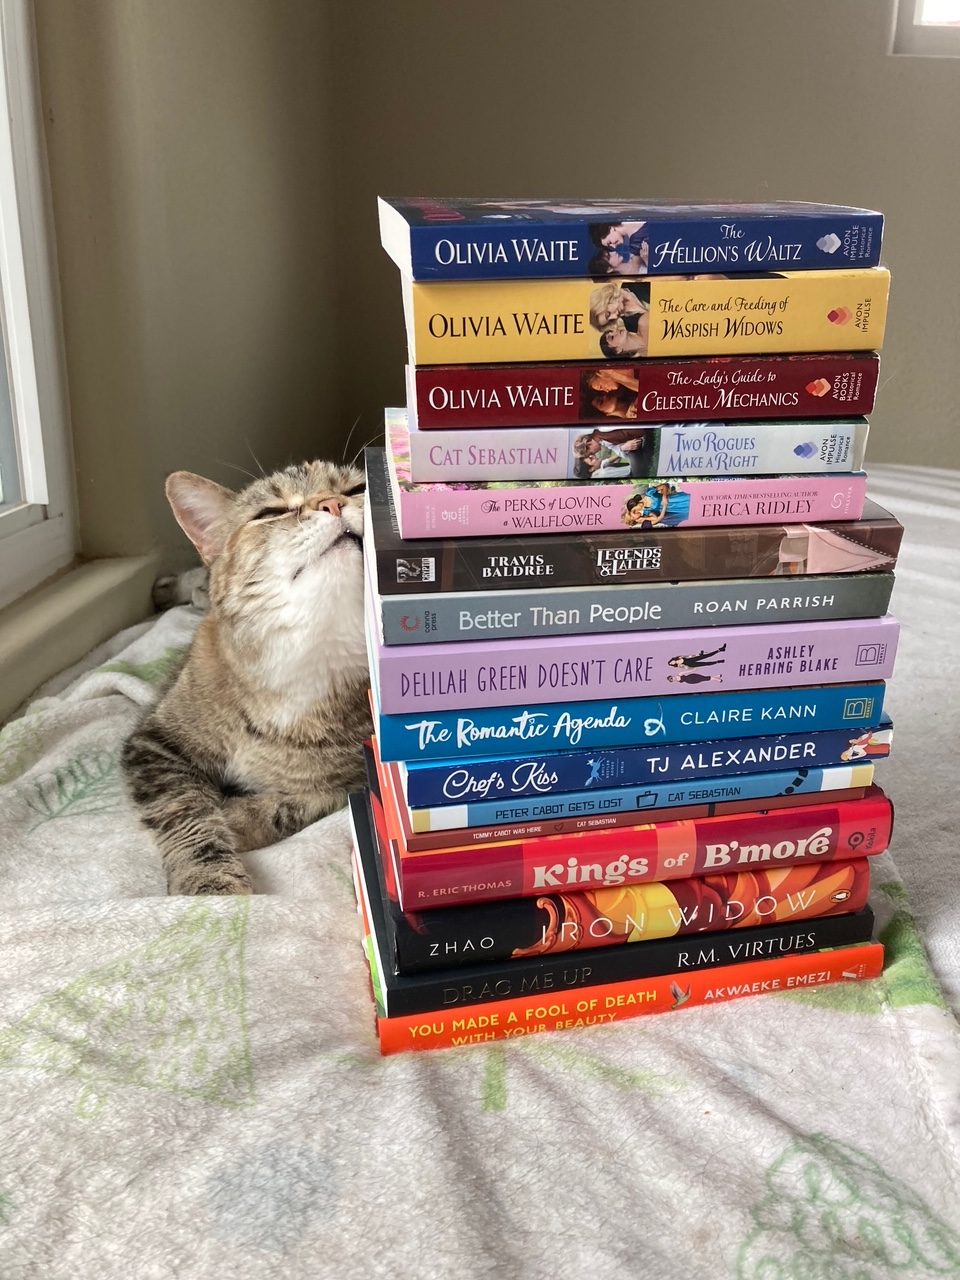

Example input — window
[893,0,960,54]
[0,0,76,611]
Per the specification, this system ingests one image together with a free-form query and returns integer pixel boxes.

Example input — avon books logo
[596,546,663,576]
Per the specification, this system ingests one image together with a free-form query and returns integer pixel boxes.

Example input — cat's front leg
[223,790,345,851]
[121,725,253,896]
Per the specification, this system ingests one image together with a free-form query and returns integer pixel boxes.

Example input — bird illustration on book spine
[122,461,371,895]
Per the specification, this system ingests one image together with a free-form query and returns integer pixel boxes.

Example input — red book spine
[411,353,880,428]
[393,788,892,910]
[375,943,885,1054]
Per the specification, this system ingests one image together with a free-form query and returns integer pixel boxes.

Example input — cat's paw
[152,566,211,612]
[152,574,183,610]
[167,861,253,896]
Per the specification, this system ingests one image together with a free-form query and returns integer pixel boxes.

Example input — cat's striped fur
[122,461,371,895]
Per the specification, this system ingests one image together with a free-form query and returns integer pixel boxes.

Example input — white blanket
[2,463,960,1279]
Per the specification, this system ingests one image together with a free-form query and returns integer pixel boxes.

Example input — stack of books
[351,198,902,1056]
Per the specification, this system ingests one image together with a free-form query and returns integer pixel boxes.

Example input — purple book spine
[373,615,899,713]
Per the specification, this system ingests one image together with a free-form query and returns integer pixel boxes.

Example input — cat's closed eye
[250,506,289,521]
[342,482,365,496]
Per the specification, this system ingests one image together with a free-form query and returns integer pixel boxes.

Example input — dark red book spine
[411,353,879,428]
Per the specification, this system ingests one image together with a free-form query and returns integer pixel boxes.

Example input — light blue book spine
[408,763,873,831]
[373,677,886,762]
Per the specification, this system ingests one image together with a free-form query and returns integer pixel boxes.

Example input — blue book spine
[375,681,886,762]
[408,214,883,280]
[400,721,892,808]
[412,764,872,829]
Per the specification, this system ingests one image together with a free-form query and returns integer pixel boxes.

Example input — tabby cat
[121,461,371,895]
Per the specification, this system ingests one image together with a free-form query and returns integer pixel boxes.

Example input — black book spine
[384,908,875,1016]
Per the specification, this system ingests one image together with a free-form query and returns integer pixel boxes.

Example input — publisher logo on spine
[842,696,875,720]
[854,643,887,668]
[396,557,436,584]
[596,546,663,576]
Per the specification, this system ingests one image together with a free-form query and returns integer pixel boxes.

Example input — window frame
[0,0,77,611]
[893,0,960,56]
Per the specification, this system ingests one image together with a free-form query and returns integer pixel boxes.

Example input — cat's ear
[165,471,235,564]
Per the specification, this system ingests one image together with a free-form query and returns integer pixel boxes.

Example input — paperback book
[401,268,890,364]
[408,353,881,428]
[370,568,895,645]
[371,679,887,762]
[397,721,892,808]
[384,417,869,539]
[369,614,900,713]
[350,788,878,1018]
[379,198,883,280]
[369,741,872,844]
[399,415,870,483]
[365,449,902,593]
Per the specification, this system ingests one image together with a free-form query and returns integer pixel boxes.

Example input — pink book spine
[373,615,899,713]
[392,472,868,538]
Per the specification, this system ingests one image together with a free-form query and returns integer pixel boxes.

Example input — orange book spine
[375,942,883,1054]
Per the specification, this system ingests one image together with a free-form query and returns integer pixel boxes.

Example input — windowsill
[0,554,158,722]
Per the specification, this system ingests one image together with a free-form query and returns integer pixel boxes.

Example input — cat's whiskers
[340,415,363,463]
[348,428,383,471]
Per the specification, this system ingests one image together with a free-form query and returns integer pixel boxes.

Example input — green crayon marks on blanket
[23,748,125,828]
[481,1045,508,1111]
[476,1039,682,1113]
[0,899,255,1116]
[326,1034,681,1115]
[0,1188,14,1227]
[876,882,948,1011]
[99,646,188,686]
[736,1133,960,1278]
[781,882,948,1015]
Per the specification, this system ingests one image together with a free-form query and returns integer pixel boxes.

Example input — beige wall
[34,0,340,568]
[33,0,960,567]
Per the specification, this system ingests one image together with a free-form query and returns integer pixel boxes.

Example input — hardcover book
[408,353,881,428]
[366,787,872,975]
[369,614,900,714]
[394,792,891,912]
[400,414,870,483]
[371,678,887,762]
[365,450,903,594]
[397,721,892,808]
[371,943,885,1053]
[378,198,883,280]
[383,420,869,539]
[349,789,878,1020]
[401,268,890,365]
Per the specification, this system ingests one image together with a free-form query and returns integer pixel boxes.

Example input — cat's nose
[312,497,344,518]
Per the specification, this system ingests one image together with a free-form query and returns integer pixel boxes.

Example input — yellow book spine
[408,268,889,365]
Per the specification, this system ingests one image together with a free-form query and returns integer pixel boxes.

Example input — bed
[1,464,958,1279]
